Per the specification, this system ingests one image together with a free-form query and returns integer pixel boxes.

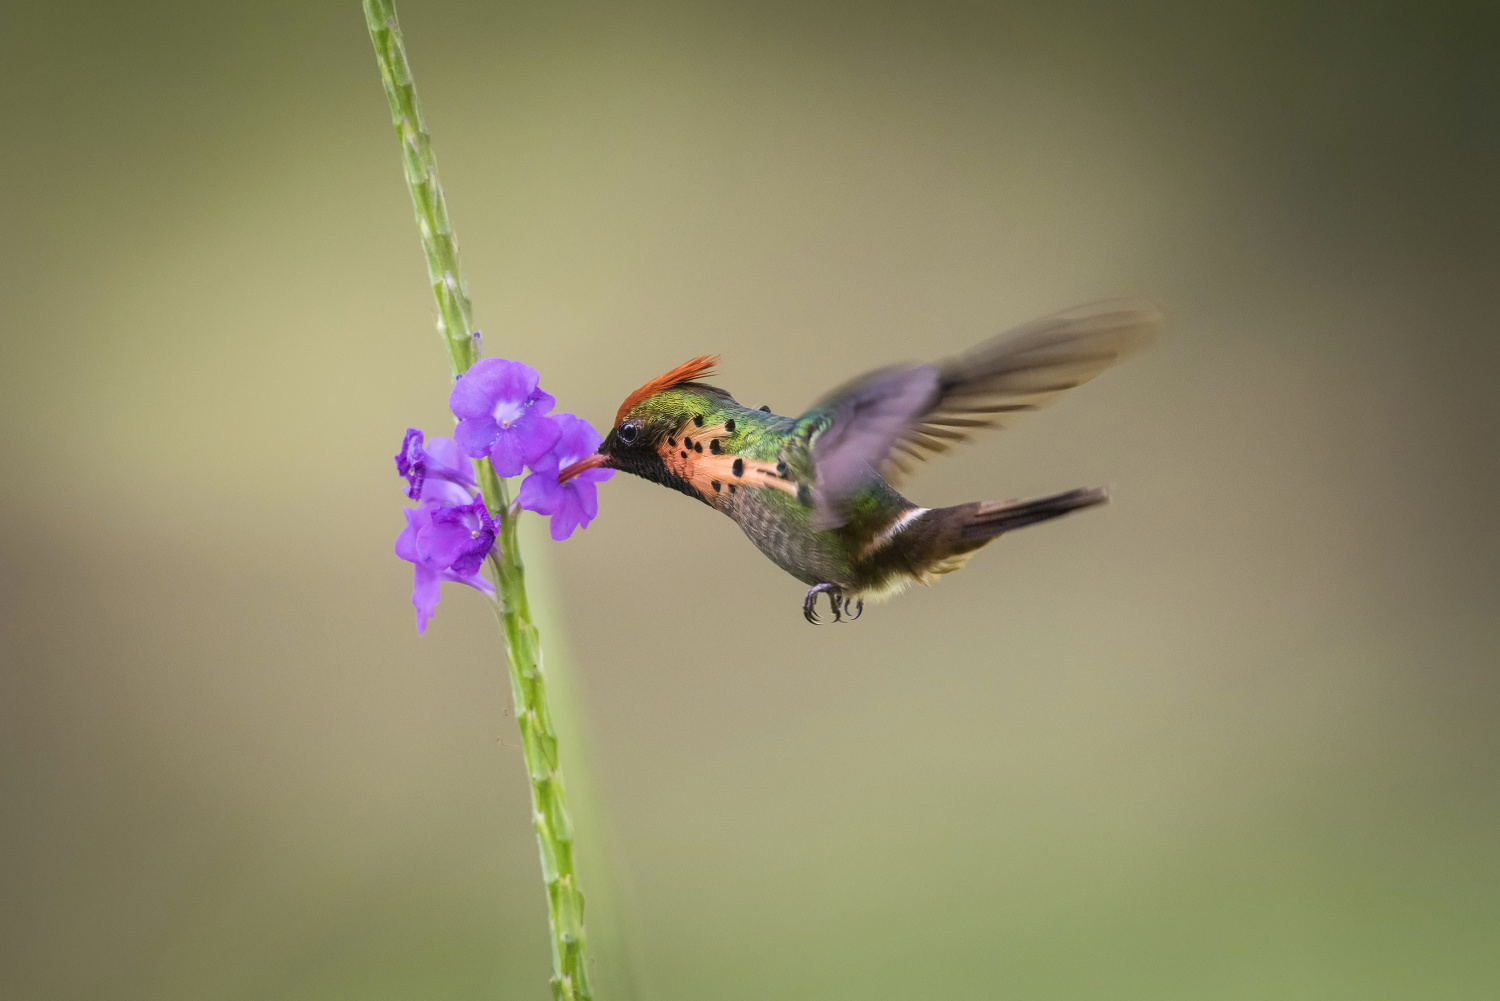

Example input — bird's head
[558,355,728,498]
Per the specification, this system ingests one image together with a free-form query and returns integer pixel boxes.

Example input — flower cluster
[394,359,612,633]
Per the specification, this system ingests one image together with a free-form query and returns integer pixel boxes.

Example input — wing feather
[804,299,1161,529]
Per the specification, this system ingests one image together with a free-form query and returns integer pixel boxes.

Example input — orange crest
[614,355,720,425]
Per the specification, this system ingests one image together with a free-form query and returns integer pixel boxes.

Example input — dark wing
[804,299,1162,529]
[797,363,941,529]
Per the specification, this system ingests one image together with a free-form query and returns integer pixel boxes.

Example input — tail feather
[957,486,1109,542]
[870,486,1111,586]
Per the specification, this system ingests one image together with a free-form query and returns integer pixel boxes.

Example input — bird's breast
[656,419,797,508]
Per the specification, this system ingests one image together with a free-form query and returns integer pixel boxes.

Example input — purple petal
[512,409,564,466]
[574,480,600,521]
[456,496,499,572]
[487,430,528,477]
[395,429,427,499]
[418,478,471,506]
[517,467,562,514]
[545,484,598,541]
[395,428,424,477]
[395,505,435,564]
[549,504,584,541]
[529,447,561,477]
[517,414,611,541]
[423,436,474,486]
[401,499,498,634]
[410,564,495,635]
[550,413,604,466]
[448,527,496,576]
[485,414,561,477]
[454,416,501,458]
[417,515,475,568]
[411,562,442,634]
[449,358,541,418]
[526,388,557,419]
[409,435,476,503]
[448,568,496,599]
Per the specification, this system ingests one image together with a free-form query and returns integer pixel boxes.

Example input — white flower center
[490,398,526,429]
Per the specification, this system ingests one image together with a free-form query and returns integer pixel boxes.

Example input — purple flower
[395,428,475,504]
[394,495,497,634]
[395,362,612,633]
[449,359,561,477]
[518,413,614,540]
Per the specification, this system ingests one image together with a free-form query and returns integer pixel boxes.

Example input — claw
[844,597,863,620]
[803,583,843,625]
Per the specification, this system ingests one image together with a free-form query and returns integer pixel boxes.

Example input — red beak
[557,453,608,483]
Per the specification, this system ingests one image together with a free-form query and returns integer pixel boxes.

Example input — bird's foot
[803,583,840,623]
[803,584,861,624]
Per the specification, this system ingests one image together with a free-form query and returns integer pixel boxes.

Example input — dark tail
[956,486,1109,543]
[876,487,1111,579]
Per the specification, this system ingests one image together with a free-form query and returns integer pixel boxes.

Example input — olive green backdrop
[2,1,1497,998]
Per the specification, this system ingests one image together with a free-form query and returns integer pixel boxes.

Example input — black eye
[618,422,639,445]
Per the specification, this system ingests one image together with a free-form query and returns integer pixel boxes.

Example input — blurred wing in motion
[804,299,1162,529]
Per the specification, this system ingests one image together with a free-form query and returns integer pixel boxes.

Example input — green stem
[364,3,593,998]
[363,0,478,380]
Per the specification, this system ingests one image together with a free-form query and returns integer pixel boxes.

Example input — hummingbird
[560,300,1160,622]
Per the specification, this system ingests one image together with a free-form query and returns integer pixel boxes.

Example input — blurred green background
[3,1,1498,998]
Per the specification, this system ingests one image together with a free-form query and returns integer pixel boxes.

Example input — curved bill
[558,453,608,483]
